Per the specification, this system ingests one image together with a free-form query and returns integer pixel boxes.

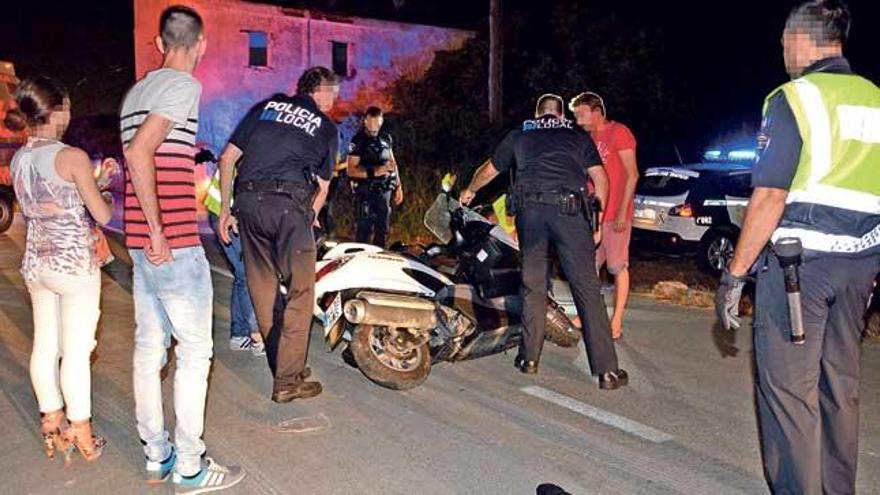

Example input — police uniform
[349,128,396,247]
[492,114,622,381]
[751,57,880,493]
[228,93,338,393]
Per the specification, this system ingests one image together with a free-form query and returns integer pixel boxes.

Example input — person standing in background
[570,91,639,340]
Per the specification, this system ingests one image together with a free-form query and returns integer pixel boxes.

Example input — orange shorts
[595,222,631,274]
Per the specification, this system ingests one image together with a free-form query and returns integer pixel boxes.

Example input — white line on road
[521,385,674,444]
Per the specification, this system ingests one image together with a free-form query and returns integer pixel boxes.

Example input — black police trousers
[235,188,316,392]
[516,204,618,374]
[754,252,879,494]
[355,179,392,247]
[318,175,343,238]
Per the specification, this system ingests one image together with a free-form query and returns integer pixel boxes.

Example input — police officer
[347,106,404,247]
[461,94,628,390]
[715,2,880,492]
[217,66,339,403]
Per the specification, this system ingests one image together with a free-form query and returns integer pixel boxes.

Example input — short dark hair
[296,66,338,95]
[365,106,383,118]
[3,76,69,132]
[160,5,204,50]
[786,0,851,46]
[535,94,564,117]
[568,91,606,117]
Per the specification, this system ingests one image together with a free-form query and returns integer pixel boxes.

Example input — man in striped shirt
[120,5,244,493]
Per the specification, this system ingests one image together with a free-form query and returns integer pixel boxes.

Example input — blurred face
[364,114,383,135]
[573,104,602,131]
[313,83,339,113]
[782,29,815,78]
[49,98,71,137]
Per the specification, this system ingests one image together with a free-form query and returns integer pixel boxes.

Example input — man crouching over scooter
[216,67,339,403]
[462,94,628,390]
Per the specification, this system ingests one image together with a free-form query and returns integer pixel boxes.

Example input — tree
[488,0,503,124]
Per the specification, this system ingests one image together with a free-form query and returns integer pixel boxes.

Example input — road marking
[521,385,674,443]
[275,413,331,434]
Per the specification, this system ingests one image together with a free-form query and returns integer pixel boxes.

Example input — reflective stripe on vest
[204,170,223,215]
[764,72,880,253]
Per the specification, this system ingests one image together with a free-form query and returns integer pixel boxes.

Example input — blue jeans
[209,213,257,338]
[130,247,213,477]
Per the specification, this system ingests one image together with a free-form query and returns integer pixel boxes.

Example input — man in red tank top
[570,92,639,340]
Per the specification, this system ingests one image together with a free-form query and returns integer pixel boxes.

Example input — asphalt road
[1,217,878,495]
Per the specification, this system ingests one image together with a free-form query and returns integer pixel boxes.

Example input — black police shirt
[752,57,853,191]
[348,129,393,171]
[492,114,602,191]
[229,93,339,184]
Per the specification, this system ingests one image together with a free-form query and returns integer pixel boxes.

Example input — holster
[583,193,601,232]
[303,168,319,205]
[506,190,519,216]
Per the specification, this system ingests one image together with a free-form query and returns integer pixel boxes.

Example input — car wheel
[698,228,737,276]
[0,194,14,234]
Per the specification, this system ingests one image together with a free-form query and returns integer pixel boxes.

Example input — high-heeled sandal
[40,410,68,460]
[62,419,106,465]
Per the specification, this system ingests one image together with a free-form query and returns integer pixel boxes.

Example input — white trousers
[27,269,101,421]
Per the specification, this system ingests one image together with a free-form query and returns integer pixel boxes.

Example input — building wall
[133,0,473,153]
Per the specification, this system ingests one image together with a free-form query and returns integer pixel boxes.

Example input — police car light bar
[727,149,757,161]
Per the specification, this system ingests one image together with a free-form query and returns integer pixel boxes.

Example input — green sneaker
[172,457,245,494]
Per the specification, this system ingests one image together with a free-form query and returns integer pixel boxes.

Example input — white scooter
[313,185,579,390]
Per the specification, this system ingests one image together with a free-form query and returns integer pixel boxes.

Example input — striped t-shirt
[119,68,202,249]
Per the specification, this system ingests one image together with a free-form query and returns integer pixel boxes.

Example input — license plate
[322,294,344,337]
[634,208,657,220]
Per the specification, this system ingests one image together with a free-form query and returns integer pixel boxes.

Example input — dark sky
[2,0,878,156]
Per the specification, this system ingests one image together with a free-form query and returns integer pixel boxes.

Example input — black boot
[598,369,628,390]
[514,354,539,374]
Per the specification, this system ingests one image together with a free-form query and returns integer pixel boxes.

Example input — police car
[632,159,753,275]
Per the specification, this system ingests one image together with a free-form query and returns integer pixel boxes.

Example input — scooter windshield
[423,193,518,250]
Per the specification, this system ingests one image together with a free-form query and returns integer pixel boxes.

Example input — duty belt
[519,190,573,206]
[237,180,314,196]
[353,175,397,193]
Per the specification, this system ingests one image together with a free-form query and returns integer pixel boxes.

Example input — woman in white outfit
[6,76,113,465]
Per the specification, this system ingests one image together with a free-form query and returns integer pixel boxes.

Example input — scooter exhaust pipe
[344,292,437,330]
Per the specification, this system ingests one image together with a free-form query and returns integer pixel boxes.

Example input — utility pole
[489,0,503,124]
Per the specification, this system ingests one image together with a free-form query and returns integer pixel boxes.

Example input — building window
[331,41,349,77]
[248,31,268,67]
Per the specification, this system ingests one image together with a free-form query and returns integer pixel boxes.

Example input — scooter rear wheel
[349,324,431,390]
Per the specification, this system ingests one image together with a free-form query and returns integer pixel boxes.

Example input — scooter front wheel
[349,324,431,390]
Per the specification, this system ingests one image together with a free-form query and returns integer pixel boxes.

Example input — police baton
[773,237,805,344]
